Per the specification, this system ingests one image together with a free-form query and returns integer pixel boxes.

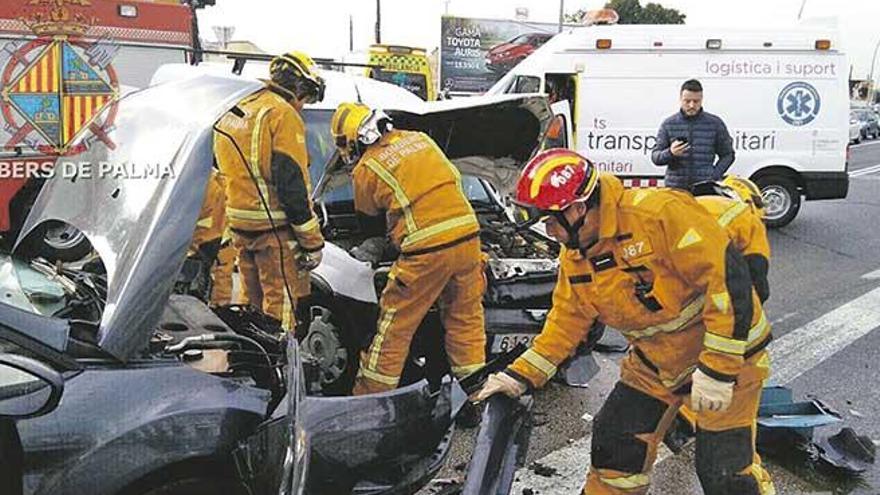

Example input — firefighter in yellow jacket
[693,175,771,303]
[213,51,325,330]
[331,102,486,396]
[189,169,238,306]
[475,149,775,495]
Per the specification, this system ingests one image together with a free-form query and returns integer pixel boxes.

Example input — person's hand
[350,237,387,264]
[471,372,527,402]
[296,250,322,271]
[670,139,691,157]
[690,369,734,412]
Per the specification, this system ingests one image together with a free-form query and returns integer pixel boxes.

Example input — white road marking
[769,285,880,385]
[863,268,880,280]
[849,163,880,177]
[512,285,880,493]
[850,139,880,149]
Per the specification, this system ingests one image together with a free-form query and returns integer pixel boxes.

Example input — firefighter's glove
[690,368,734,413]
[472,372,527,403]
[350,236,387,265]
[296,250,323,271]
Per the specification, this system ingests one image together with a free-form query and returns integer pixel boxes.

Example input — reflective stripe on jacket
[509,173,768,389]
[352,130,479,254]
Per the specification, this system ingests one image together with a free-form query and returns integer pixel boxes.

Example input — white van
[489,21,849,227]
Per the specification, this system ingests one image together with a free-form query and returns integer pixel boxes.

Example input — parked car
[853,108,880,140]
[849,111,862,144]
[485,32,553,74]
[1,69,601,495]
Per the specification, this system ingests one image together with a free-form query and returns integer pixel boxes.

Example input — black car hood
[18,75,262,361]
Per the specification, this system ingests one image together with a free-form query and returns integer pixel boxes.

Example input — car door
[0,351,65,495]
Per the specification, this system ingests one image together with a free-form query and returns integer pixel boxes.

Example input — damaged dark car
[0,67,601,495]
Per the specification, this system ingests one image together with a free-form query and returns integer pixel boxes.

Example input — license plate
[490,333,536,353]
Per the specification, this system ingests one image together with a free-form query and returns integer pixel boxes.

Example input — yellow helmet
[269,51,325,103]
[721,175,765,215]
[331,102,392,163]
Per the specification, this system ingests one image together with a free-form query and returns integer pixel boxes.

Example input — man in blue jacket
[652,79,735,190]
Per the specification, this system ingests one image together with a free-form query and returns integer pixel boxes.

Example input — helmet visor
[512,202,564,229]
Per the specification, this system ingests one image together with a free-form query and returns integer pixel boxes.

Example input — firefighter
[693,175,771,303]
[331,102,486,396]
[213,51,325,330]
[188,169,239,306]
[475,149,775,495]
[184,169,227,300]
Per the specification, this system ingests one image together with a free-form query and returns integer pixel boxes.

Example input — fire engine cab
[0,0,195,259]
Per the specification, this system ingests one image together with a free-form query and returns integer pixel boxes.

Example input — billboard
[440,16,560,94]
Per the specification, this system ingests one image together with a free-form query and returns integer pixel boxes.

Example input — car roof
[150,61,426,113]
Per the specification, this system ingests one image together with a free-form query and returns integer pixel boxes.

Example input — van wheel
[755,175,800,228]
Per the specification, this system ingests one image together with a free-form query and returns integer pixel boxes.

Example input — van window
[370,68,429,101]
[545,73,578,137]
[511,75,541,94]
[543,114,569,149]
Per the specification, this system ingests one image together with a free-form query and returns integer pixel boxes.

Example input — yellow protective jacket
[213,87,323,252]
[352,130,479,254]
[190,170,226,250]
[509,173,770,389]
[698,194,771,302]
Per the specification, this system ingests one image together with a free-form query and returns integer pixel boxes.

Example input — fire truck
[0,0,196,260]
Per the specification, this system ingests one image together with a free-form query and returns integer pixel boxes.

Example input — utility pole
[349,15,354,52]
[558,0,565,32]
[375,0,382,44]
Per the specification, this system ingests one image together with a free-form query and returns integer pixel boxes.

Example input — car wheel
[755,175,801,228]
[138,478,247,495]
[33,220,92,262]
[301,289,360,395]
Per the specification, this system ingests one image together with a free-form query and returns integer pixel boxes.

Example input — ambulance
[364,44,436,101]
[488,20,849,227]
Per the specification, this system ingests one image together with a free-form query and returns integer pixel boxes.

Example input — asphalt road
[423,142,880,495]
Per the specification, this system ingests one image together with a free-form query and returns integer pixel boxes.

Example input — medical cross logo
[0,0,119,156]
[777,81,821,127]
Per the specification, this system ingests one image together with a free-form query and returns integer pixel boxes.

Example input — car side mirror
[0,354,64,419]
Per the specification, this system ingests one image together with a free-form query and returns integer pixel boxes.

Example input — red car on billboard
[484,32,553,74]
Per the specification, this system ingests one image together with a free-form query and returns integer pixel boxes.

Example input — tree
[565,0,685,25]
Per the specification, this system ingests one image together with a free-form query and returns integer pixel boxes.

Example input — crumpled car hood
[316,94,553,198]
[18,75,261,361]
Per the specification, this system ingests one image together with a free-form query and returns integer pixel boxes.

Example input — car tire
[31,220,92,262]
[138,478,247,495]
[755,175,801,228]
[300,288,361,396]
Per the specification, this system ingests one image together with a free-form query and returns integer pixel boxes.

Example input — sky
[197,0,880,81]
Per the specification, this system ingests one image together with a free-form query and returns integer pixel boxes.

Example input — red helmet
[514,149,599,222]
